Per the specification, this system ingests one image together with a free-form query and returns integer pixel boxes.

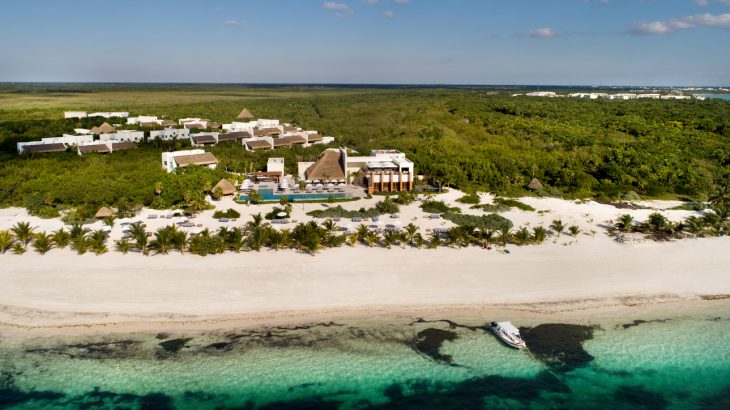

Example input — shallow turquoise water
[1,314,729,409]
[239,188,349,202]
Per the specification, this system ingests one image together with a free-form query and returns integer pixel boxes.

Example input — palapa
[213,179,236,196]
[95,206,114,218]
[527,178,544,190]
[237,108,254,119]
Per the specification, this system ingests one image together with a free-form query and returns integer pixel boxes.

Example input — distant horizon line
[0,81,728,89]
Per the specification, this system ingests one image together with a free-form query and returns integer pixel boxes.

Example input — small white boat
[490,321,526,349]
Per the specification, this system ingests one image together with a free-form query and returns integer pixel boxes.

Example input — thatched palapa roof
[90,122,116,134]
[237,108,254,119]
[305,149,345,180]
[95,207,114,218]
[527,178,544,190]
[213,179,236,196]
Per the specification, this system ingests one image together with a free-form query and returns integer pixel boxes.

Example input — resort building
[88,112,129,118]
[298,148,414,193]
[150,128,190,141]
[161,149,218,173]
[17,134,94,154]
[90,122,116,134]
[127,115,163,126]
[637,94,661,99]
[64,111,88,119]
[526,91,558,97]
[99,130,144,143]
[76,140,137,156]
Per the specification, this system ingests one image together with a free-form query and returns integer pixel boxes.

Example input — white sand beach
[0,191,728,336]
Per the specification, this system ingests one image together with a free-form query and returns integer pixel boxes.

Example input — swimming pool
[239,188,349,202]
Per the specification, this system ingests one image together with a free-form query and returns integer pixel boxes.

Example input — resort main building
[298,148,414,194]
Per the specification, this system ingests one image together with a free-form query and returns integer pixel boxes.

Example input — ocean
[694,94,730,101]
[1,311,729,409]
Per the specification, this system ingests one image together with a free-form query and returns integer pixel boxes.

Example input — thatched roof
[237,108,254,119]
[213,179,236,196]
[91,122,116,134]
[185,122,205,130]
[305,149,345,180]
[95,207,114,218]
[174,152,218,167]
[527,178,544,190]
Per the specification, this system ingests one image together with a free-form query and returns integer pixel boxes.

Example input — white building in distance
[99,130,144,143]
[64,111,88,119]
[17,134,94,154]
[162,149,219,173]
[127,115,163,125]
[150,128,191,141]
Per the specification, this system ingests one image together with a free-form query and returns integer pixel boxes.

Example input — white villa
[127,115,163,126]
[17,134,93,154]
[298,148,414,194]
[162,149,219,173]
[64,111,129,119]
[150,128,190,141]
[99,130,144,143]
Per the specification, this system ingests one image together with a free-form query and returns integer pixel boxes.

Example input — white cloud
[630,12,730,35]
[383,10,395,19]
[519,27,559,39]
[323,2,353,14]
[393,0,410,4]
[363,0,379,4]
[224,19,244,26]
[695,0,710,7]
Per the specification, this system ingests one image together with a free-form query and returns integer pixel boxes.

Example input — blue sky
[0,0,729,85]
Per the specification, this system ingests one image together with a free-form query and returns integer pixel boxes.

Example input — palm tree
[268,229,286,250]
[171,228,189,254]
[71,236,88,255]
[0,230,14,254]
[150,226,174,255]
[88,230,108,255]
[532,226,547,244]
[356,224,369,242]
[709,182,729,209]
[685,216,705,237]
[11,242,26,255]
[513,227,531,245]
[412,232,425,248]
[226,227,246,252]
[103,215,116,228]
[427,232,441,249]
[402,223,419,247]
[615,214,634,233]
[69,223,85,240]
[51,229,71,249]
[382,230,400,249]
[568,225,581,237]
[32,232,53,254]
[647,213,668,234]
[550,219,564,237]
[246,213,270,252]
[363,230,379,247]
[346,233,358,247]
[128,221,149,254]
[498,226,511,247]
[247,190,263,205]
[115,237,132,254]
[321,219,338,245]
[11,222,35,245]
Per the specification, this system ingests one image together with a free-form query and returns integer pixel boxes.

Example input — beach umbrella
[277,211,287,217]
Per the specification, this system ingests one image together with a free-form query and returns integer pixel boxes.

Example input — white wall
[150,128,190,141]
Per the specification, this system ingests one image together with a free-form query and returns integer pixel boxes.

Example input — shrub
[456,192,480,205]
[421,200,460,214]
[442,212,513,231]
[189,234,226,256]
[213,208,241,219]
[375,198,400,214]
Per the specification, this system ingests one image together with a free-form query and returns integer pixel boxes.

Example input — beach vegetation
[11,222,35,245]
[70,235,88,255]
[11,242,26,255]
[0,230,15,253]
[456,192,481,205]
[550,219,565,237]
[213,208,241,219]
[532,226,548,243]
[427,232,441,248]
[441,212,513,232]
[420,199,460,214]
[615,214,634,233]
[32,232,52,254]
[114,237,132,254]
[568,225,581,237]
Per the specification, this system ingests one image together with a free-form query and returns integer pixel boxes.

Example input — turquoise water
[694,94,730,101]
[1,313,729,409]
[240,188,349,202]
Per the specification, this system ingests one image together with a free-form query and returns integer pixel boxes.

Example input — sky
[0,0,729,86]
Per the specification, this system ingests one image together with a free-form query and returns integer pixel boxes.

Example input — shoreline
[2,295,728,339]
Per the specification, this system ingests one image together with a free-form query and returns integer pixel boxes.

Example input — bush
[213,208,241,219]
[456,192,480,205]
[421,200,460,214]
[307,205,382,219]
[442,212,513,231]
[189,234,225,256]
[375,198,400,214]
